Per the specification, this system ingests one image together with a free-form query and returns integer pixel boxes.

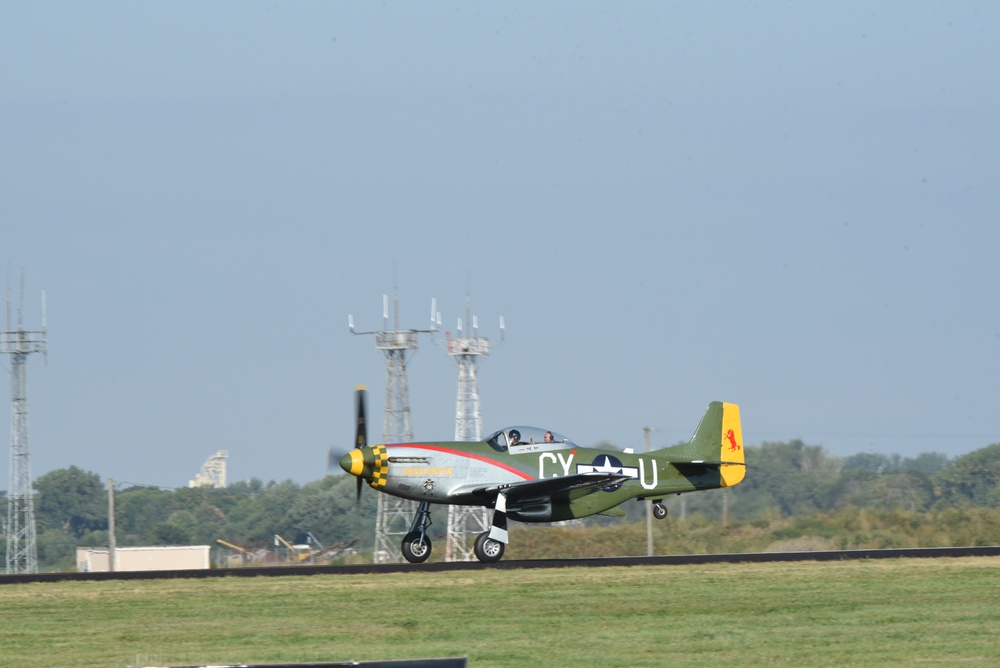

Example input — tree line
[3,439,999,571]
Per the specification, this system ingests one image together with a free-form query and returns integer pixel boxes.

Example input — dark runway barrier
[3,545,999,586]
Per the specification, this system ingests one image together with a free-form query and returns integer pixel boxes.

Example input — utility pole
[107,479,116,572]
[2,271,47,574]
[722,488,729,534]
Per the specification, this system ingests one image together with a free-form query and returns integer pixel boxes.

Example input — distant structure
[441,296,504,561]
[2,271,47,575]
[77,545,211,572]
[188,450,229,488]
[349,292,437,563]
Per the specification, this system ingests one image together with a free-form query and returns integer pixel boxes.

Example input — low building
[77,545,211,572]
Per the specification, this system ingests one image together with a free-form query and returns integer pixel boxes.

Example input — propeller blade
[328,386,369,476]
[353,385,368,507]
[355,385,368,449]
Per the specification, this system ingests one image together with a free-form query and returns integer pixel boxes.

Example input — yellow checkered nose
[339,445,388,489]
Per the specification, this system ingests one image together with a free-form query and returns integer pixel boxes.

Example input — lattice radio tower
[2,271,47,574]
[440,296,504,561]
[349,292,437,563]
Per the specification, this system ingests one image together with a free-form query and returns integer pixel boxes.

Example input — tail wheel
[401,531,432,563]
[474,532,505,564]
[652,502,668,520]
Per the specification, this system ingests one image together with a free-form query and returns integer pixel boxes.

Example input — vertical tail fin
[684,401,746,487]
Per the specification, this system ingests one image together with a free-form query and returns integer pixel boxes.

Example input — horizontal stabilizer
[660,456,745,467]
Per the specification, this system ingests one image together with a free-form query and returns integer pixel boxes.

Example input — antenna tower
[2,271,47,574]
[441,296,504,561]
[349,292,436,564]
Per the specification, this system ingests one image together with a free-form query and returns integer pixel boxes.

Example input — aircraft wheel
[474,532,505,564]
[401,531,432,563]
[652,502,668,520]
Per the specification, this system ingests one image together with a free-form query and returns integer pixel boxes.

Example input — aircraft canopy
[486,426,575,453]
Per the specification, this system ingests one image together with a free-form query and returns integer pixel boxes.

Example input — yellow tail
[719,402,745,487]
[683,401,746,487]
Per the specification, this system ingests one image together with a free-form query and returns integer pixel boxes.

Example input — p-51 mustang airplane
[338,387,745,563]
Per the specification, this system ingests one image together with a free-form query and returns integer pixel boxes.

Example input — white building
[77,545,211,572]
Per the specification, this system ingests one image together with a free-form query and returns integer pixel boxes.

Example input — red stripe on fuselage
[387,444,534,480]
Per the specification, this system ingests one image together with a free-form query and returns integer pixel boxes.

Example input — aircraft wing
[470,473,632,502]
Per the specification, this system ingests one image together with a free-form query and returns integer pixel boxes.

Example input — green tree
[868,472,934,512]
[152,519,194,545]
[115,486,177,544]
[828,468,932,512]
[34,466,106,537]
[902,452,949,476]
[285,476,377,549]
[36,528,78,571]
[731,440,841,518]
[932,443,1000,509]
[843,452,897,473]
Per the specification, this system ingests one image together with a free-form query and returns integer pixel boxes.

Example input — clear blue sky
[3,2,998,488]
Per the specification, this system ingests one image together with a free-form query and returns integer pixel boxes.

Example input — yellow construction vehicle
[216,538,260,566]
[274,534,313,563]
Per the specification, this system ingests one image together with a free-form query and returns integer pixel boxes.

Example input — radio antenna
[2,270,48,574]
[349,287,437,564]
[436,290,505,562]
[18,268,25,328]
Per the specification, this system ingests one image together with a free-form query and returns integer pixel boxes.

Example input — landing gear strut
[400,501,432,563]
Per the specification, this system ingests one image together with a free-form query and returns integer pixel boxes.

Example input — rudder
[719,402,745,486]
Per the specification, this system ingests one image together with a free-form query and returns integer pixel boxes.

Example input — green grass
[1,558,999,667]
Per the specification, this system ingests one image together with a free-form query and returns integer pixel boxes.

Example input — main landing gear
[399,500,509,564]
[401,501,433,563]
[473,532,504,563]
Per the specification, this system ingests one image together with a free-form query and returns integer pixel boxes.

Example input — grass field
[1,557,998,667]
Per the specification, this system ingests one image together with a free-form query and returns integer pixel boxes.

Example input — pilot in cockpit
[509,429,522,447]
[544,430,555,443]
